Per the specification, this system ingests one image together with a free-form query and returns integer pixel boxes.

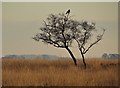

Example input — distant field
[2,58,119,86]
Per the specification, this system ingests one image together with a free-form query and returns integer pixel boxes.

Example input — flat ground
[2,58,119,86]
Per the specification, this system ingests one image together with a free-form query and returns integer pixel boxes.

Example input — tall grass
[2,58,118,86]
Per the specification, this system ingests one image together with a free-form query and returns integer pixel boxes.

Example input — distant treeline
[102,53,120,59]
[2,54,59,59]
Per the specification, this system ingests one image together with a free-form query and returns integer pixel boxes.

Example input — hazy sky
[2,2,118,58]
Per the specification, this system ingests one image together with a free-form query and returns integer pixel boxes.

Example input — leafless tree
[33,13,79,66]
[33,10,105,68]
[72,21,105,69]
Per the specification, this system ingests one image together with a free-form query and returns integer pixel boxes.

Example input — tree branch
[83,29,105,54]
[83,38,101,54]
[47,28,65,48]
[61,16,68,47]
[81,31,87,46]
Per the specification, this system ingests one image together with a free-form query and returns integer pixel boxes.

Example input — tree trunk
[65,47,77,66]
[80,48,86,69]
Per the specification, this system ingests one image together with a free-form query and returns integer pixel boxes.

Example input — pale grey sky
[2,2,118,58]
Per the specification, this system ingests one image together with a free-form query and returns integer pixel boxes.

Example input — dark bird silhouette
[66,9,70,14]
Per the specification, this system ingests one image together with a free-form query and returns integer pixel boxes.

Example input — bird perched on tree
[66,9,70,14]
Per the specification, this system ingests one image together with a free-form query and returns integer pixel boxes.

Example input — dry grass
[2,58,119,86]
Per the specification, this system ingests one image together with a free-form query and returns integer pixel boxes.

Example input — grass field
[2,58,119,86]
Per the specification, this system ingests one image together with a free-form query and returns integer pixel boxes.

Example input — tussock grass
[2,58,119,86]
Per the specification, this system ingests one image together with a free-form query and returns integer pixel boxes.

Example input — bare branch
[83,38,101,54]
[83,28,105,54]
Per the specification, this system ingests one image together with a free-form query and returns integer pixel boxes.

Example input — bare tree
[33,13,80,66]
[72,21,105,69]
[33,10,105,68]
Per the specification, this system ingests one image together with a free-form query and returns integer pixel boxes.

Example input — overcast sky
[2,2,118,58]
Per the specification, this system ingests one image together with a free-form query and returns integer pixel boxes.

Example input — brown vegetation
[2,58,119,86]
